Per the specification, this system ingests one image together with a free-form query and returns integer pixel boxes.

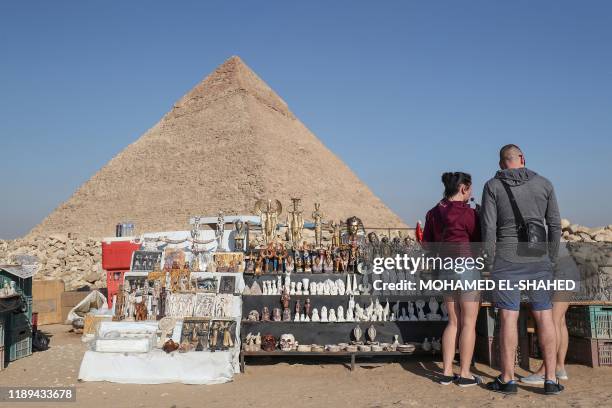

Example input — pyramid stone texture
[29,56,406,238]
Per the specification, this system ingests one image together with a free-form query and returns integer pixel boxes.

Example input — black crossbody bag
[501,182,548,257]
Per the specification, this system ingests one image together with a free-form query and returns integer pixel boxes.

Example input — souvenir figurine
[312,256,323,273]
[296,282,302,295]
[312,203,324,248]
[383,300,390,321]
[254,199,282,245]
[337,306,345,322]
[329,220,342,249]
[287,198,304,247]
[323,254,334,273]
[113,284,126,321]
[408,301,418,321]
[294,299,302,319]
[311,308,320,322]
[248,310,260,321]
[282,308,292,322]
[309,281,317,295]
[262,306,271,321]
[422,337,432,352]
[303,247,312,273]
[353,325,363,343]
[233,220,247,252]
[441,303,449,321]
[321,306,328,322]
[328,308,337,322]
[415,299,426,321]
[304,298,312,317]
[280,334,296,352]
[294,250,303,272]
[272,307,282,322]
[301,278,310,295]
[285,256,294,273]
[432,337,441,352]
[261,334,277,352]
[367,325,377,343]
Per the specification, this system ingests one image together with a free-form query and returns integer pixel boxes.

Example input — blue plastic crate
[8,325,32,361]
[567,305,612,339]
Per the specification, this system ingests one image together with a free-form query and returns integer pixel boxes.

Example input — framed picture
[195,276,218,293]
[180,318,211,352]
[163,248,186,270]
[131,251,163,272]
[208,319,237,351]
[213,252,244,272]
[218,275,236,294]
[192,293,216,317]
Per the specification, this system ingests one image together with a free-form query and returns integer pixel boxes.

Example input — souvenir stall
[78,215,246,384]
[239,199,447,371]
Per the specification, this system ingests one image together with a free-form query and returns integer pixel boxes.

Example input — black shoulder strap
[501,181,526,229]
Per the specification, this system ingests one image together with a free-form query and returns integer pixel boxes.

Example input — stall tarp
[66,290,109,324]
[78,349,234,384]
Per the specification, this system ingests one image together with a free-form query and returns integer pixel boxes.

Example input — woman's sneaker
[520,373,544,385]
[457,375,482,387]
[487,375,518,394]
[556,369,569,380]
[544,380,564,395]
[439,374,459,385]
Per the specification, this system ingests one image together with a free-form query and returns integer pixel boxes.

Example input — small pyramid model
[30,56,406,238]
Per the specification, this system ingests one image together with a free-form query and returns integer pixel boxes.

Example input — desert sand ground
[1,324,610,408]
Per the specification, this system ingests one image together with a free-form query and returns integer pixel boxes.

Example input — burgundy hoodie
[423,199,481,243]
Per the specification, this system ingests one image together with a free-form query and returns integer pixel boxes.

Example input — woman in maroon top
[423,172,482,387]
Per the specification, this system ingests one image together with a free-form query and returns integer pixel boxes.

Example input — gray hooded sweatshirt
[480,168,561,262]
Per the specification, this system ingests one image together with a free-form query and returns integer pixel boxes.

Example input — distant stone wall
[0,234,104,291]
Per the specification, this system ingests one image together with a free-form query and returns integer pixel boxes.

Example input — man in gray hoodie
[481,144,564,395]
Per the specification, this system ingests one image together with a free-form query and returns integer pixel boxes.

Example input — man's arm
[480,181,497,267]
[545,183,561,261]
[480,181,497,243]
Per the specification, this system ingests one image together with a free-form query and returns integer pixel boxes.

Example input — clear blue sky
[1,1,611,239]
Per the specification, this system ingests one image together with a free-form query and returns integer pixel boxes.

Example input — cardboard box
[61,291,90,308]
[61,291,91,323]
[32,280,65,325]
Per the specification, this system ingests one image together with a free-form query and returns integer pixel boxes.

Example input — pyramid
[30,56,406,238]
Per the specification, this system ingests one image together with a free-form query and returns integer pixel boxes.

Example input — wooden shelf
[239,349,437,372]
[241,320,447,324]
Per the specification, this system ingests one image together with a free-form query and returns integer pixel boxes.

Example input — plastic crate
[599,340,612,366]
[566,305,612,339]
[567,336,612,367]
[102,241,141,271]
[0,316,5,347]
[0,270,32,297]
[475,335,522,368]
[8,325,32,361]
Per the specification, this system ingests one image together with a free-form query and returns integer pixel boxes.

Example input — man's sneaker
[457,375,482,387]
[520,373,544,385]
[544,380,564,395]
[439,374,458,385]
[556,369,569,380]
[487,375,518,394]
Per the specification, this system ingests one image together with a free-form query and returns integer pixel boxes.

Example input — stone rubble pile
[0,234,104,291]
[561,219,612,242]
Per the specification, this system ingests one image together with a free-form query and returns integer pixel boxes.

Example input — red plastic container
[101,240,141,271]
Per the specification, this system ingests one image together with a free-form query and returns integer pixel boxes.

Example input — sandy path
[1,324,610,408]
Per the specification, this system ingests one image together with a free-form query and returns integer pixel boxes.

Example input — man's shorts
[492,257,553,311]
